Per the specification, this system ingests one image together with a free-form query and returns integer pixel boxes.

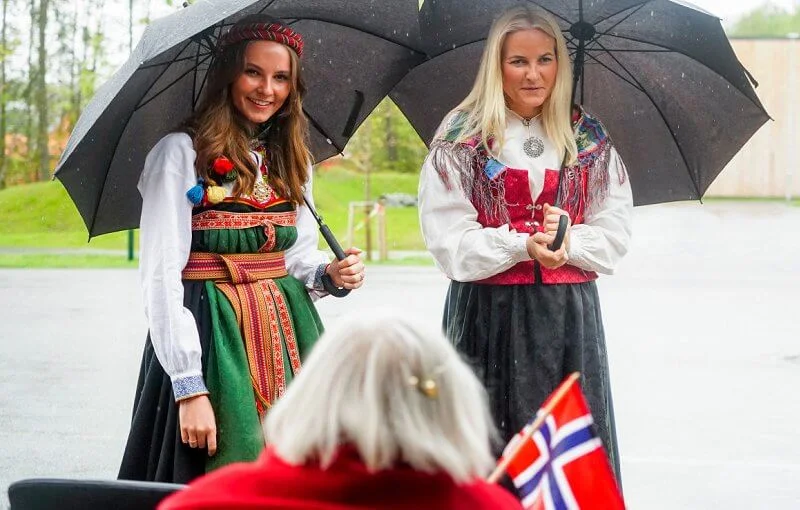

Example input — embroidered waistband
[182,252,288,283]
[191,210,297,231]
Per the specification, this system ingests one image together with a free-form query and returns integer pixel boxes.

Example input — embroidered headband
[219,21,304,57]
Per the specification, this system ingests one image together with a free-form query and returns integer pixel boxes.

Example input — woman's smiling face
[230,40,292,124]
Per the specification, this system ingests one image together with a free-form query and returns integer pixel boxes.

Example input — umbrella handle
[548,215,569,251]
[319,224,351,298]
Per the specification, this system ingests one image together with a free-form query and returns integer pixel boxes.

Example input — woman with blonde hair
[118,14,365,484]
[158,313,522,509]
[419,6,632,482]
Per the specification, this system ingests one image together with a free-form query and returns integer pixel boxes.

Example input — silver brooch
[523,136,545,158]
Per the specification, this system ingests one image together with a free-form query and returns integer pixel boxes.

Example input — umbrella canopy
[390,0,770,206]
[56,0,424,237]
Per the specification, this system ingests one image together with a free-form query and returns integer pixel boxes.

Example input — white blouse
[137,132,329,400]
[418,113,633,283]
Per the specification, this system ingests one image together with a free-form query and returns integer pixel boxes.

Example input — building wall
[705,38,800,198]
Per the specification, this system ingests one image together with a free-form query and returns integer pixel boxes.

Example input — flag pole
[487,372,581,484]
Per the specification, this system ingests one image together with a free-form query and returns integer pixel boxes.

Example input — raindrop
[317,38,322,44]
[326,138,332,145]
[681,72,685,79]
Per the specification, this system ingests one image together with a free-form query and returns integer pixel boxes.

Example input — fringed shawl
[428,108,627,223]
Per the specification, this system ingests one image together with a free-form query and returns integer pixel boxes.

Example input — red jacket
[159,446,522,510]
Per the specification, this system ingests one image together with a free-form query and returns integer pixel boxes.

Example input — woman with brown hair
[118,14,365,484]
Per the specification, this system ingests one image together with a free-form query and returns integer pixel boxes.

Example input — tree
[35,0,49,181]
[729,5,800,37]
[1,0,9,188]
[25,0,35,181]
[347,98,428,174]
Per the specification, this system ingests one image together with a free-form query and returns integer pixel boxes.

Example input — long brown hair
[185,15,311,204]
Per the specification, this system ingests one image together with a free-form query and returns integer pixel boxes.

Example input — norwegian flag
[499,375,625,510]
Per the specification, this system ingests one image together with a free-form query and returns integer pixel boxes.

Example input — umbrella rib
[586,48,670,53]
[593,38,702,198]
[194,51,216,109]
[594,1,651,33]
[192,36,203,107]
[128,37,196,110]
[194,23,226,109]
[303,107,345,155]
[86,38,197,235]
[140,53,211,70]
[581,47,641,86]
[581,51,645,93]
[136,53,213,112]
[523,1,572,26]
[255,10,424,54]
[595,32,767,112]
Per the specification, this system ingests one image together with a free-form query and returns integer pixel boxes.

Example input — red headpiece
[219,21,304,57]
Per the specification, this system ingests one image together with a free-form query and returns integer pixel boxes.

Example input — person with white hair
[158,313,522,509]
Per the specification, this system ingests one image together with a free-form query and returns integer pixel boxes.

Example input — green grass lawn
[0,166,428,268]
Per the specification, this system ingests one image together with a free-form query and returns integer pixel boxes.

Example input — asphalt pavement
[1,201,798,509]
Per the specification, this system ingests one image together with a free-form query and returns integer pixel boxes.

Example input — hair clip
[408,375,438,399]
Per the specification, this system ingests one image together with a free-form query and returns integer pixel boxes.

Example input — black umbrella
[391,0,770,207]
[56,0,424,237]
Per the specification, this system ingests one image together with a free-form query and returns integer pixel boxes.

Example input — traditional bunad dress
[118,132,328,483]
[419,108,632,479]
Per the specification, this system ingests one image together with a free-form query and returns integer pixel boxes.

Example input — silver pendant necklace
[520,116,545,159]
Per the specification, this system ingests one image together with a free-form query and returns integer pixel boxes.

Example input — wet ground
[1,201,798,509]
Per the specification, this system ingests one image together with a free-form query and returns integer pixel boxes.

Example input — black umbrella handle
[319,224,351,298]
[548,215,569,251]
[549,148,571,252]
[302,194,351,298]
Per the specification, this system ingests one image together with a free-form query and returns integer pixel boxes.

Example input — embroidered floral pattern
[173,375,209,401]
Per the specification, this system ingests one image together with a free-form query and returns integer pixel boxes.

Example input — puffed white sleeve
[285,164,331,299]
[137,132,208,402]
[566,147,633,274]
[418,151,532,282]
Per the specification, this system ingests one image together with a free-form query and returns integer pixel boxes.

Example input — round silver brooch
[523,136,545,158]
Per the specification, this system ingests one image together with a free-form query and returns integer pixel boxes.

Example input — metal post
[128,0,135,261]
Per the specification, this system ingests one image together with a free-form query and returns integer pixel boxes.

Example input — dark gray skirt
[118,281,209,484]
[443,279,621,482]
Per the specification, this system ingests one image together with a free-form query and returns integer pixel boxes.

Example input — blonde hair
[453,6,577,164]
[264,312,497,483]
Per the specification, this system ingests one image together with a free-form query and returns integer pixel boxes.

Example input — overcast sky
[681,0,798,21]
[147,0,798,26]
[4,0,797,83]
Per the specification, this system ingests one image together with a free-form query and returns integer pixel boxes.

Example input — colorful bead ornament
[186,179,205,205]
[206,185,226,204]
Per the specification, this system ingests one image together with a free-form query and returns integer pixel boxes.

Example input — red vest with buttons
[466,110,612,286]
[475,163,596,285]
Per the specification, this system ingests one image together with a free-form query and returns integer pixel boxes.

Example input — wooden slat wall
[705,38,800,198]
